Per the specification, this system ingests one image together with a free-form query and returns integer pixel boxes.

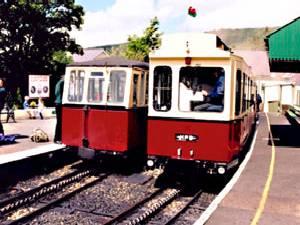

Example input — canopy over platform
[265,17,300,72]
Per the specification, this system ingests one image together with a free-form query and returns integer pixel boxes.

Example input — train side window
[248,77,251,109]
[250,80,255,109]
[153,66,172,111]
[132,74,139,107]
[235,70,242,115]
[145,72,149,105]
[68,70,84,102]
[108,70,126,103]
[139,72,146,105]
[87,72,104,103]
[242,73,246,112]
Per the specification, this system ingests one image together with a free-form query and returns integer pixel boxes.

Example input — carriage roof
[68,56,149,69]
[150,33,231,59]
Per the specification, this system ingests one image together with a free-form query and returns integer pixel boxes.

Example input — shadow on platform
[13,134,29,139]
[269,124,300,147]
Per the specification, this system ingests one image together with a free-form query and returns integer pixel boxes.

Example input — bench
[14,108,56,120]
[286,109,300,125]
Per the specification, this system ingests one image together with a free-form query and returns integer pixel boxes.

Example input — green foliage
[108,43,128,58]
[126,17,162,62]
[52,50,73,65]
[0,0,84,94]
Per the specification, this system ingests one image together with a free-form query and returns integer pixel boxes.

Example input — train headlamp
[147,160,154,167]
[218,167,226,175]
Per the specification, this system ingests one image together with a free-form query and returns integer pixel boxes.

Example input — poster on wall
[29,75,50,98]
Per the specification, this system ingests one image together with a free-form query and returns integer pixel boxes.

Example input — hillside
[90,27,279,52]
[208,27,278,50]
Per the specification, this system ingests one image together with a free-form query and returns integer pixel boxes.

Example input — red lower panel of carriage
[62,107,84,147]
[62,107,147,153]
[147,118,245,163]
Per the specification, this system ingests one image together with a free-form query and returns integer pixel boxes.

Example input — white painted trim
[0,143,65,165]
[193,129,258,225]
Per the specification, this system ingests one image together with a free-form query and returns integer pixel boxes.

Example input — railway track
[0,166,109,225]
[101,187,204,225]
[0,161,218,225]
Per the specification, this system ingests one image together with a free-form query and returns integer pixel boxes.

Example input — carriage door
[129,71,146,149]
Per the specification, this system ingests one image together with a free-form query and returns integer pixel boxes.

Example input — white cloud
[72,0,300,47]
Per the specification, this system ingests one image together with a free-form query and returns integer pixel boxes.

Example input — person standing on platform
[54,75,64,144]
[0,78,6,134]
[37,97,44,120]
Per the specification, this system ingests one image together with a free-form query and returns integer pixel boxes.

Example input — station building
[235,50,300,112]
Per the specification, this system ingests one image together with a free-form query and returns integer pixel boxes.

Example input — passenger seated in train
[194,69,225,112]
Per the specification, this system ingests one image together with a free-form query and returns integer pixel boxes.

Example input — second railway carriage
[146,33,257,174]
[62,56,149,159]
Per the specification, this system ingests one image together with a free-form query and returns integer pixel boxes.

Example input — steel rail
[115,188,182,225]
[103,188,164,225]
[0,167,92,216]
[3,173,109,225]
[161,189,203,225]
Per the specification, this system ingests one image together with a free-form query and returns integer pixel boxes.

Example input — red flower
[188,6,197,17]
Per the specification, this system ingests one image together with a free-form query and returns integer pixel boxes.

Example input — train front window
[153,66,172,111]
[68,70,85,102]
[179,67,225,112]
[107,70,126,103]
[87,72,104,103]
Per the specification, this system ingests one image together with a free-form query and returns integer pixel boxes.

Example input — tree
[0,0,84,96]
[126,17,162,62]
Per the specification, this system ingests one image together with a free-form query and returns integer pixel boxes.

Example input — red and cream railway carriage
[62,57,148,159]
[146,33,257,174]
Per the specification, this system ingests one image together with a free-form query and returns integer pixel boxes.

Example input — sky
[73,0,300,47]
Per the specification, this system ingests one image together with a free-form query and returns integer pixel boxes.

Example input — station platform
[0,118,65,165]
[196,113,300,225]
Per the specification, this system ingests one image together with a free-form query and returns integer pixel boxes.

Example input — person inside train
[194,69,225,112]
[179,76,193,111]
[189,83,207,111]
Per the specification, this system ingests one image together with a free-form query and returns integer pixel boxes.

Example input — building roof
[234,50,270,76]
[72,48,108,62]
[69,56,148,69]
[265,17,300,61]
[234,50,300,84]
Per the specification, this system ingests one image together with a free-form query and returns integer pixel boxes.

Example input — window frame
[152,66,172,112]
[178,66,225,113]
[107,69,127,104]
[87,71,105,103]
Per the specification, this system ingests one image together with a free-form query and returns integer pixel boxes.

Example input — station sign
[29,75,50,98]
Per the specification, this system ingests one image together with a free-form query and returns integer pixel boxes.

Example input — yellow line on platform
[250,113,276,225]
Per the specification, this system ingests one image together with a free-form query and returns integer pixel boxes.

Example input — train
[61,33,257,175]
[61,56,149,159]
[146,33,257,175]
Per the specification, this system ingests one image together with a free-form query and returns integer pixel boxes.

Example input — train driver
[194,69,225,112]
